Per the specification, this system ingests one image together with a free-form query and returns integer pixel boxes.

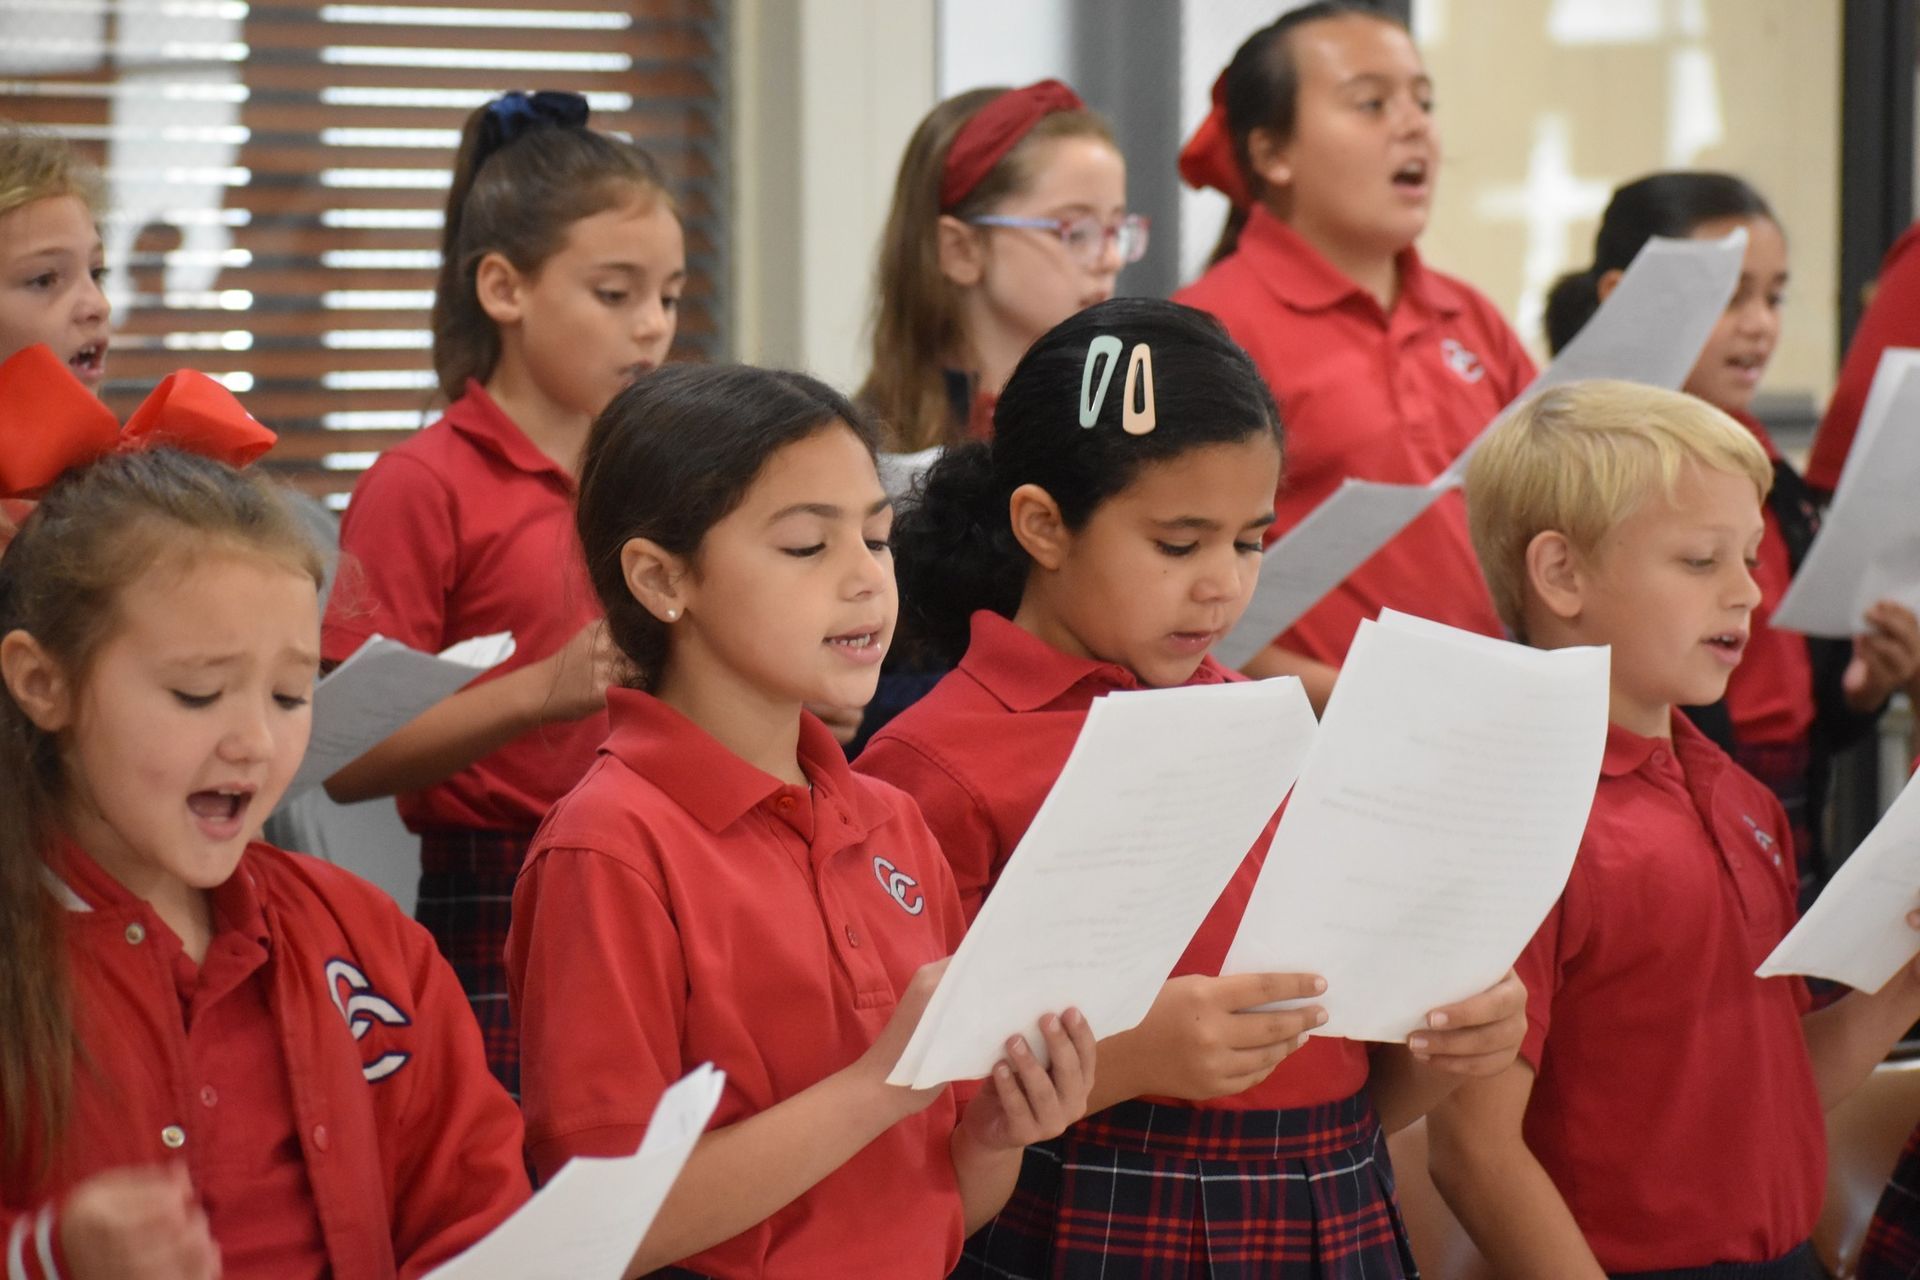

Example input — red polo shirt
[2,840,529,1280]
[856,610,1371,1112]
[1808,221,1920,493]
[1514,714,1823,1272]
[323,381,606,832]
[1723,412,1816,748]
[509,690,969,1279]
[1174,207,1535,665]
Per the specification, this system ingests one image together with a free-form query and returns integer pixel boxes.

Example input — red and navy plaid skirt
[416,826,533,1100]
[956,1091,1417,1279]
[1860,1124,1920,1279]
[1729,738,1815,883]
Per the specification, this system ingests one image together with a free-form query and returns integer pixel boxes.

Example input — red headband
[940,79,1088,212]
[1177,70,1249,209]
[0,343,277,499]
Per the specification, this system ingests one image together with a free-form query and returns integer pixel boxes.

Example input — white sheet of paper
[888,678,1320,1089]
[283,631,516,799]
[1213,480,1442,669]
[1222,610,1610,1041]
[423,1063,726,1280]
[1771,350,1920,636]
[1758,771,1920,992]
[878,447,943,504]
[1215,230,1747,663]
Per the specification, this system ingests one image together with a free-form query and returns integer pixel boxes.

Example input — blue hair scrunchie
[473,90,591,172]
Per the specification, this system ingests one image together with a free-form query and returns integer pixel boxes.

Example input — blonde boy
[1432,380,1920,1278]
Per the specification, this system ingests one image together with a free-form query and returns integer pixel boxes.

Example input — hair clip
[1123,343,1156,435]
[1079,335,1123,428]
[1079,335,1158,434]
[474,90,591,173]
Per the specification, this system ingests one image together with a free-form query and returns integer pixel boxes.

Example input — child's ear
[1246,126,1293,192]
[0,630,73,732]
[936,215,986,288]
[619,537,691,623]
[474,251,525,326]
[1525,530,1586,623]
[1008,483,1071,571]
[1596,268,1625,305]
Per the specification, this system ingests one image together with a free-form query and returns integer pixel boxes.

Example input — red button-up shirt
[1175,207,1535,664]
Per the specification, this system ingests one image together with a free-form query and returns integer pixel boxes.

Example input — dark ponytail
[895,297,1282,663]
[1548,171,1775,354]
[1208,1,1405,262]
[577,364,879,690]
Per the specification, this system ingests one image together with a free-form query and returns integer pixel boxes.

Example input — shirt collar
[600,687,885,834]
[1599,710,1718,779]
[45,836,271,948]
[444,379,575,491]
[1236,203,1464,320]
[956,611,1233,713]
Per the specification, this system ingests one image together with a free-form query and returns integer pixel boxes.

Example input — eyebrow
[159,647,322,670]
[1340,71,1432,92]
[767,496,892,523]
[1152,512,1277,532]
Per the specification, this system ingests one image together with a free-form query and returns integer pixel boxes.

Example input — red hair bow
[940,79,1087,212]
[1177,71,1249,209]
[0,343,276,499]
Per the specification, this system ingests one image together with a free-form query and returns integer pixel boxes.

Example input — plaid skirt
[1728,738,1815,887]
[956,1091,1417,1280]
[1861,1125,1920,1280]
[416,826,533,1100]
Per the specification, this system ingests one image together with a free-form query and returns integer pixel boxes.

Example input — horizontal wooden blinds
[0,0,727,509]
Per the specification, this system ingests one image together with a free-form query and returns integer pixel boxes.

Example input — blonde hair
[1465,379,1773,640]
[858,91,1115,452]
[0,127,102,220]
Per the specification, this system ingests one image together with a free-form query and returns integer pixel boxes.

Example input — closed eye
[1234,540,1263,555]
[172,689,218,708]
[596,289,629,305]
[783,544,826,558]
[275,693,310,710]
[1683,557,1717,571]
[865,538,892,555]
[1155,541,1198,558]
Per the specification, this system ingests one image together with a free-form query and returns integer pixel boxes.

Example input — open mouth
[187,787,254,830]
[68,341,106,383]
[1704,631,1748,662]
[827,631,878,650]
[1392,159,1430,191]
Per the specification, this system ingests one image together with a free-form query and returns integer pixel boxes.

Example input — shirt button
[200,1086,218,1108]
[311,1124,330,1152]
[124,922,146,945]
[1651,750,1668,765]
[839,811,852,826]
[160,1125,186,1149]
[777,795,795,811]
[845,926,861,948]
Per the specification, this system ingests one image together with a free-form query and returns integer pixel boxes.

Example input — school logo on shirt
[872,856,926,916]
[326,957,412,1082]
[1742,815,1784,866]
[1440,338,1486,384]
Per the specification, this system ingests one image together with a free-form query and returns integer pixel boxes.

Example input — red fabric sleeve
[508,847,685,1183]
[855,738,1003,924]
[383,912,531,1279]
[1808,224,1920,492]
[1513,864,1590,1074]
[323,452,459,665]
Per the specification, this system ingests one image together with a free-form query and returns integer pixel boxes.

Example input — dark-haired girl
[320,91,687,1094]
[0,368,528,1278]
[859,297,1527,1278]
[507,363,1095,1278]
[1549,171,1920,885]
[1173,2,1534,711]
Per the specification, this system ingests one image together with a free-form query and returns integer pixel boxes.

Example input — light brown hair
[858,90,1114,453]
[432,99,674,400]
[0,126,101,222]
[0,450,321,1186]
[1465,380,1773,640]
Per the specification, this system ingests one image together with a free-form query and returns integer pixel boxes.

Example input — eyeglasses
[966,212,1151,268]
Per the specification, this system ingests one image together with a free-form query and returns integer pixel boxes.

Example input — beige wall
[1416,0,1841,405]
